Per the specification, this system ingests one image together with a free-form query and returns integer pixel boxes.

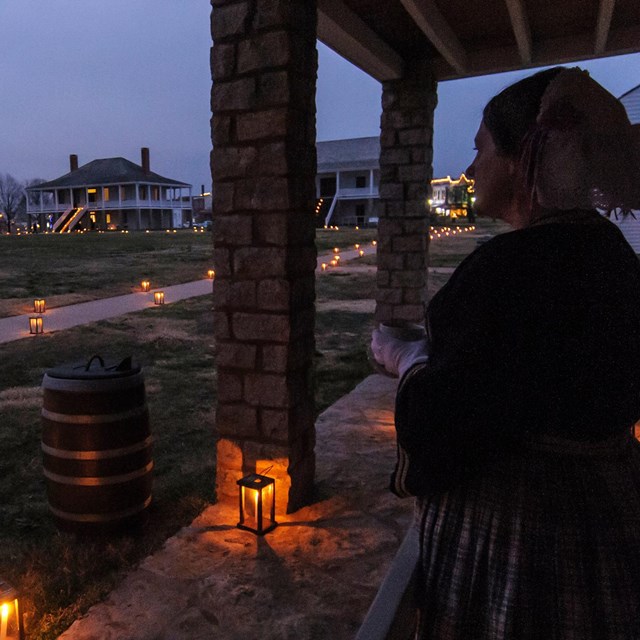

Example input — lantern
[333,247,339,254]
[359,250,364,257]
[321,263,327,271]
[141,280,151,292]
[33,299,46,313]
[154,291,165,305]
[29,316,43,335]
[0,578,24,640]
[237,472,277,535]
[207,269,215,280]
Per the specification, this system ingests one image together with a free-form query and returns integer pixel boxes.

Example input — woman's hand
[370,328,429,378]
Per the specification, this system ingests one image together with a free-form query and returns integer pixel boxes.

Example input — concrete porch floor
[58,374,413,640]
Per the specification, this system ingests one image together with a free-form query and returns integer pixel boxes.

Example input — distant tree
[0,173,25,234]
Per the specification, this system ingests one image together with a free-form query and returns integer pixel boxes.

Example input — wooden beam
[504,0,532,64]
[317,0,404,81]
[399,0,468,75]
[432,23,640,82]
[594,0,616,54]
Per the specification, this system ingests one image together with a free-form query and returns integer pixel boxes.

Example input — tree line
[0,174,47,233]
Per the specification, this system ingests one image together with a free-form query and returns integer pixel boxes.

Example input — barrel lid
[45,355,141,380]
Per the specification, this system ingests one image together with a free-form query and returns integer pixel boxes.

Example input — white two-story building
[26,148,192,232]
[316,137,380,228]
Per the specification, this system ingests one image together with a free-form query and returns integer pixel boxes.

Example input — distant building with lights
[26,148,192,232]
[316,137,380,227]
[429,173,475,221]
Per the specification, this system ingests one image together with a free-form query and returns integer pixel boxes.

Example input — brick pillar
[376,61,437,324]
[211,0,317,514]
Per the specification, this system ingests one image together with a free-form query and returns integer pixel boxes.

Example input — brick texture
[376,61,437,325]
[211,0,317,514]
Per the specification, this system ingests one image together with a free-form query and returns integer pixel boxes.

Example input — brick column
[211,0,317,514]
[376,61,437,324]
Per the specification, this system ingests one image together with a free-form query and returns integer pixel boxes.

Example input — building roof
[29,157,190,191]
[619,83,640,124]
[317,136,380,172]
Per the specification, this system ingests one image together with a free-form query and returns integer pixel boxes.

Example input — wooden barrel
[41,356,153,534]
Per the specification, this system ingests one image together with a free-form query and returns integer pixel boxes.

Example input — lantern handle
[85,355,105,371]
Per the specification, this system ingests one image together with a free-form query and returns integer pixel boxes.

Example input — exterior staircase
[53,206,86,233]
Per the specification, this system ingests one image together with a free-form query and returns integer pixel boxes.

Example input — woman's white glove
[370,327,429,378]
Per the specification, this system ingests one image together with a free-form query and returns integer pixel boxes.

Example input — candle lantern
[0,578,25,640]
[237,472,277,535]
[359,249,364,257]
[154,291,165,305]
[207,269,215,280]
[33,299,46,313]
[321,263,327,271]
[29,316,43,335]
[141,280,151,292]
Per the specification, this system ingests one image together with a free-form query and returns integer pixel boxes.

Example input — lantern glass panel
[33,299,45,313]
[141,281,151,292]
[237,473,277,535]
[0,580,24,640]
[29,316,43,335]
[154,292,165,305]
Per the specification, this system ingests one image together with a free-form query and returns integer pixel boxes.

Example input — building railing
[27,198,191,213]
[335,187,379,198]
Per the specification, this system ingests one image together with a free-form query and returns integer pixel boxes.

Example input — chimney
[70,154,78,172]
[141,147,150,173]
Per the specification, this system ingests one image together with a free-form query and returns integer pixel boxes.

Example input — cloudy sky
[1,1,638,190]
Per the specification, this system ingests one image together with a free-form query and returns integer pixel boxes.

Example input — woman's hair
[483,67,564,157]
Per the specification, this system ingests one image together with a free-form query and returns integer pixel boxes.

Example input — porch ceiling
[317,0,640,81]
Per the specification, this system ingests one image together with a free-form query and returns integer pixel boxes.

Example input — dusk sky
[1,1,638,191]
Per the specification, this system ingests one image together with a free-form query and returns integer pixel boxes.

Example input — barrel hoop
[42,372,145,393]
[41,436,153,460]
[48,495,152,522]
[44,461,154,486]
[41,405,148,425]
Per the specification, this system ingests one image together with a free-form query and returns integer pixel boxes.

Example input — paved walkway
[0,280,215,344]
[58,374,411,640]
[0,247,377,344]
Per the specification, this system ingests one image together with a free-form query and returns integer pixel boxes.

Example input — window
[355,176,366,189]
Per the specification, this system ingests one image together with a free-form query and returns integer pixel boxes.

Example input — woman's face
[466,121,519,224]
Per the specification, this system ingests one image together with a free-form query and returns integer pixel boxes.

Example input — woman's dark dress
[392,216,640,639]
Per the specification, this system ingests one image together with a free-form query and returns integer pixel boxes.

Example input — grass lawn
[0,220,505,638]
[0,230,214,318]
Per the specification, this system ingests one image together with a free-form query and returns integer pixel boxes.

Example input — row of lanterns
[29,269,216,336]
[320,241,376,272]
[429,225,476,240]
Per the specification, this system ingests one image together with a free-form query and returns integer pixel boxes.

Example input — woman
[371,67,640,639]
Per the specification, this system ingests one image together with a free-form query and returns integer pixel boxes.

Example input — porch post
[376,61,437,324]
[211,0,318,513]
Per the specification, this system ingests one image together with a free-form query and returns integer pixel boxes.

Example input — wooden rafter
[504,0,532,64]
[399,0,468,75]
[594,0,616,54]
[317,0,404,81]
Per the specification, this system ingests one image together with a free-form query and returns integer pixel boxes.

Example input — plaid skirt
[414,431,640,640]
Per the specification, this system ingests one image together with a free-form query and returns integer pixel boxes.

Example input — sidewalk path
[0,280,213,344]
[0,247,375,345]
[58,374,411,640]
